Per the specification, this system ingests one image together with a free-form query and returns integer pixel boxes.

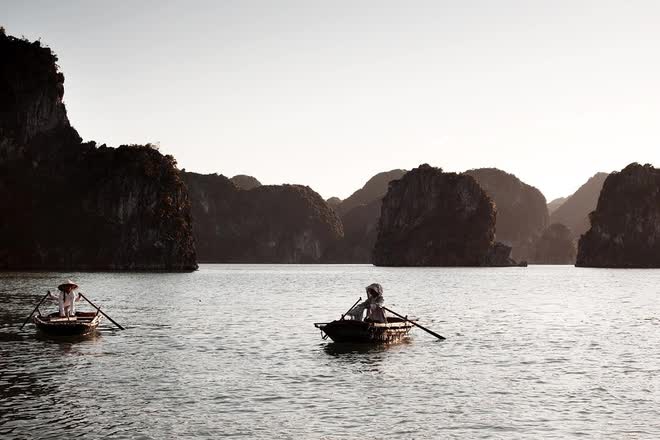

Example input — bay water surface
[1,265,660,439]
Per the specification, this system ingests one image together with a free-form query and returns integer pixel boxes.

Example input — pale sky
[3,1,660,201]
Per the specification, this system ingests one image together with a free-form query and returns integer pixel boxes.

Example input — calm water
[1,265,660,439]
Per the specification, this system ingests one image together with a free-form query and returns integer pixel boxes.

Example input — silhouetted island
[324,170,407,263]
[0,31,197,270]
[576,163,660,268]
[465,168,548,261]
[550,172,608,239]
[530,223,576,264]
[183,172,343,263]
[373,164,521,267]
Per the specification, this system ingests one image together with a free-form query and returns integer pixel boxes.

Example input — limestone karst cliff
[550,172,608,239]
[373,164,519,267]
[576,163,660,268]
[183,172,343,263]
[0,31,197,270]
[530,223,576,264]
[465,168,548,261]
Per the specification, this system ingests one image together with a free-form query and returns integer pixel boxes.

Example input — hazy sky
[3,1,660,200]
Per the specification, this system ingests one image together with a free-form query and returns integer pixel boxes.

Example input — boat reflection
[320,340,413,373]
[34,329,102,345]
[322,338,413,356]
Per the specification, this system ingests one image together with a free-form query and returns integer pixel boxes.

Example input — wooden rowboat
[33,311,102,336]
[314,317,415,344]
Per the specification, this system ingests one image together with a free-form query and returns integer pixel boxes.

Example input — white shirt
[48,290,81,316]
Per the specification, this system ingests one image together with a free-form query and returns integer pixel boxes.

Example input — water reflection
[0,359,59,400]
[320,340,415,374]
[322,341,410,356]
[34,330,102,346]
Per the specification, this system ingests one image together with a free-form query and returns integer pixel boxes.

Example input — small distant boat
[33,311,102,336]
[314,317,415,344]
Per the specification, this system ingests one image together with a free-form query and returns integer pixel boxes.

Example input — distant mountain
[326,197,342,208]
[547,197,567,214]
[530,223,576,264]
[550,172,608,239]
[230,174,261,190]
[324,169,407,262]
[577,164,660,267]
[323,198,381,263]
[183,172,343,263]
[465,168,548,261]
[335,169,407,217]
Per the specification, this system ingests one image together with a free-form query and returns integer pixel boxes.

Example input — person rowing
[346,283,387,323]
[47,280,82,318]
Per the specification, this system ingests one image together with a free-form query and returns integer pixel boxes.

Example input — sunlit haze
[4,0,660,200]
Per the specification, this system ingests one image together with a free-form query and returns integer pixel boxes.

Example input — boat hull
[33,312,101,336]
[314,318,413,344]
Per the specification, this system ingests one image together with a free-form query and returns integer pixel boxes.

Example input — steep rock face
[0,31,71,152]
[531,223,576,264]
[373,164,516,266]
[183,172,343,263]
[335,169,406,217]
[576,163,660,268]
[547,197,567,214]
[550,172,608,239]
[0,32,197,270]
[465,168,548,261]
[230,174,261,190]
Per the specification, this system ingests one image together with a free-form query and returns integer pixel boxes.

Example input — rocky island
[183,172,343,263]
[373,164,520,266]
[576,163,660,268]
[0,31,197,270]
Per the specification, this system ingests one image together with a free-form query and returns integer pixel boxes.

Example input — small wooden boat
[33,311,102,336]
[314,317,415,344]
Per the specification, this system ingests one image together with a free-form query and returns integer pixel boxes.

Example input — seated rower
[47,280,82,318]
[347,283,387,323]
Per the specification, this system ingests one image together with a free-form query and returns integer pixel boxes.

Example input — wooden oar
[341,297,362,320]
[383,306,445,340]
[20,291,51,330]
[79,292,125,330]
